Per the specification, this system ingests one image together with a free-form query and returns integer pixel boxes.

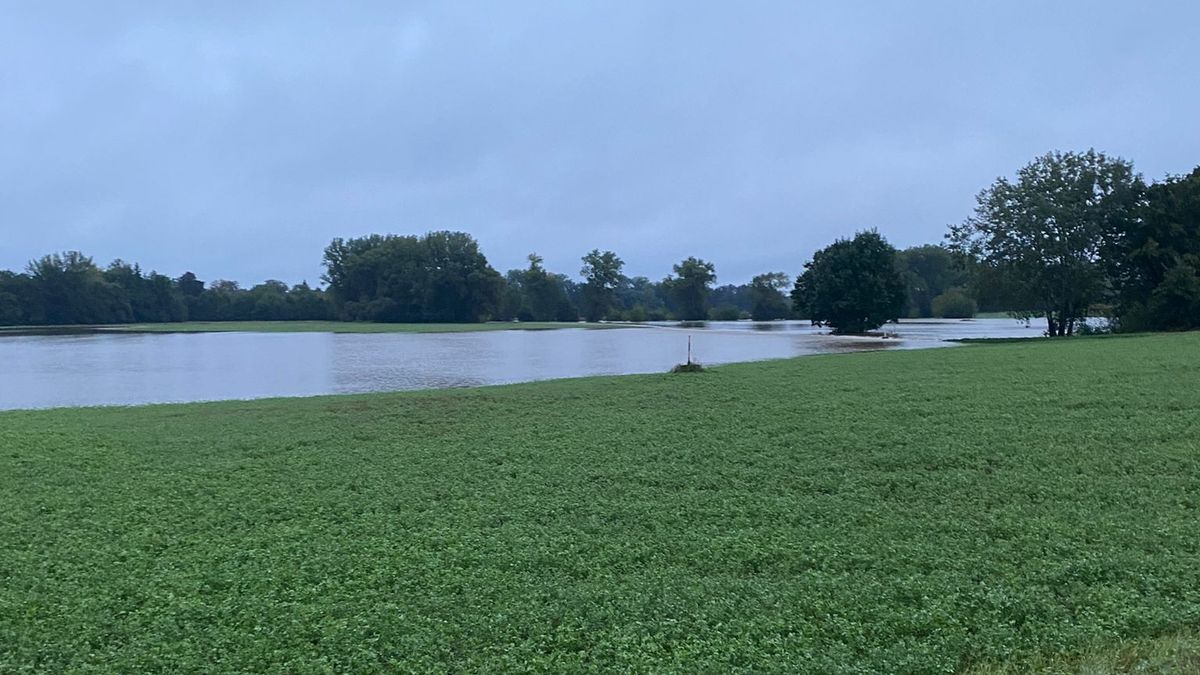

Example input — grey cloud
[2,1,1197,286]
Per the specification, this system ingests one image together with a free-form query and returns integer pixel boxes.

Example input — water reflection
[0,319,1035,410]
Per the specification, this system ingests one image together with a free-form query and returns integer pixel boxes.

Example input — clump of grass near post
[671,335,704,373]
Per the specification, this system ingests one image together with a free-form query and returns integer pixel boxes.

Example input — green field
[2,334,1198,672]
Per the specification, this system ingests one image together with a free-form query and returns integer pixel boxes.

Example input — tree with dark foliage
[664,257,716,321]
[948,150,1142,336]
[322,231,503,322]
[794,230,905,334]
[749,272,791,320]
[579,249,625,322]
[894,245,972,318]
[1111,167,1200,331]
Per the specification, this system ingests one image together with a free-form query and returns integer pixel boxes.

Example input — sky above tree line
[2,1,1197,286]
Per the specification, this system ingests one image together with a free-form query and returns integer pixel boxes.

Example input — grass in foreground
[1,333,1199,671]
[108,320,628,333]
[967,630,1200,674]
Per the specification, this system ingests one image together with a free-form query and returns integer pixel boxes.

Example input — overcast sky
[2,2,1197,286]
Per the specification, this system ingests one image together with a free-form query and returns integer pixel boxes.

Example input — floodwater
[0,318,1038,410]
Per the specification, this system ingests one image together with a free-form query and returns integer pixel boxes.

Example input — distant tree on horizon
[614,275,669,321]
[894,245,972,318]
[321,231,503,322]
[709,283,753,315]
[513,253,577,322]
[579,249,625,322]
[25,251,131,325]
[749,272,791,321]
[664,257,716,321]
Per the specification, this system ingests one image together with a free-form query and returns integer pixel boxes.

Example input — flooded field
[0,318,1036,409]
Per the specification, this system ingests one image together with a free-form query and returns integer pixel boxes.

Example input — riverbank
[2,332,1198,671]
[0,320,630,335]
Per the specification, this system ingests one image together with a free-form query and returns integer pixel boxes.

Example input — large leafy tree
[498,255,576,322]
[322,231,502,322]
[793,230,905,334]
[420,231,504,322]
[579,249,625,322]
[1111,167,1200,331]
[948,149,1143,336]
[749,272,791,320]
[664,257,716,321]
[518,254,576,321]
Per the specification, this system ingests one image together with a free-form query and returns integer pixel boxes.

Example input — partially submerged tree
[793,230,905,334]
[579,249,625,321]
[749,272,791,320]
[948,149,1143,336]
[664,257,716,321]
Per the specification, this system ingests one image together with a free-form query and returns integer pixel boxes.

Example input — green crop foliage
[2,333,1199,672]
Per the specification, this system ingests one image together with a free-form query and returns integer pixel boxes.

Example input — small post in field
[671,334,703,373]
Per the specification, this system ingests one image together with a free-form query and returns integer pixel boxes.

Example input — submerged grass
[1,333,1199,671]
[110,320,628,333]
[0,321,629,336]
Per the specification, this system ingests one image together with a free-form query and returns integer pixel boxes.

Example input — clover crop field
[2,332,1198,672]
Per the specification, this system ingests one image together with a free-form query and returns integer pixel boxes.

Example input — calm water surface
[0,319,1037,410]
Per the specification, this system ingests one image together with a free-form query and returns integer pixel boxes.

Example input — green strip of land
[2,334,1198,672]
[1,320,631,335]
[117,320,633,333]
[967,630,1200,674]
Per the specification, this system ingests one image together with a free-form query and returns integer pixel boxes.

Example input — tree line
[0,253,333,326]
[2,150,1196,335]
[0,233,977,328]
[795,151,1199,335]
[0,240,977,328]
